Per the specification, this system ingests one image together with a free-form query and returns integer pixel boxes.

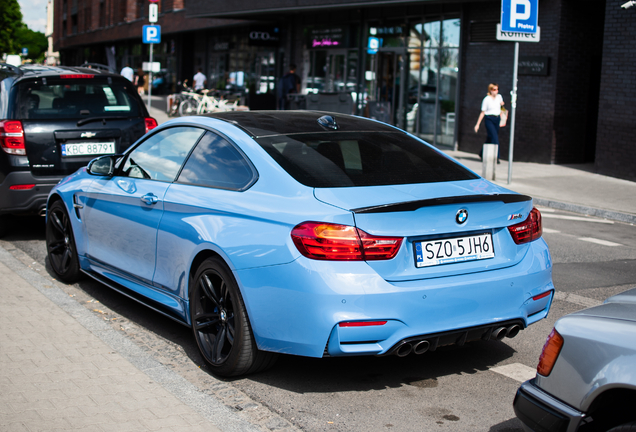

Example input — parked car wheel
[609,422,636,432]
[190,256,277,377]
[46,200,82,283]
[0,215,8,238]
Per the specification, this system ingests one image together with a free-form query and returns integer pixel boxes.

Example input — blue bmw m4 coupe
[45,111,554,377]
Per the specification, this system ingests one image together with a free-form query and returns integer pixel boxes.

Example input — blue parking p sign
[501,0,538,34]
[143,25,161,44]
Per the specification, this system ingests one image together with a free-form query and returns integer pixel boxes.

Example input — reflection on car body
[46,111,554,377]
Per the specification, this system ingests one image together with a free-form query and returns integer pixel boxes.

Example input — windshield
[16,78,142,120]
[256,132,478,188]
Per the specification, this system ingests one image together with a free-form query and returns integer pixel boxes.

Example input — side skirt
[80,267,190,328]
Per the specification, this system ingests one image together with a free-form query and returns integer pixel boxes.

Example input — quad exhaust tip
[413,340,430,355]
[391,324,522,357]
[396,342,412,357]
[490,325,521,341]
[395,340,431,357]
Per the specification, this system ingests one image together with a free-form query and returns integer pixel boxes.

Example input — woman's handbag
[500,108,508,127]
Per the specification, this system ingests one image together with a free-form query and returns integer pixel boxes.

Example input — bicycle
[168,92,189,117]
[179,89,217,116]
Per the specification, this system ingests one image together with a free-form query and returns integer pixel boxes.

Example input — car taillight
[533,290,552,301]
[59,74,94,79]
[508,207,542,244]
[9,184,35,190]
[0,120,26,155]
[339,321,387,327]
[291,222,403,261]
[537,328,564,376]
[145,118,158,133]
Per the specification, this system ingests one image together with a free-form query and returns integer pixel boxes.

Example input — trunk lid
[314,180,535,281]
[22,119,145,176]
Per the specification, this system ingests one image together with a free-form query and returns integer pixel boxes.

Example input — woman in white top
[474,83,505,149]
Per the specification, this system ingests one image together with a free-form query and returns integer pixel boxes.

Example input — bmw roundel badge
[456,209,468,224]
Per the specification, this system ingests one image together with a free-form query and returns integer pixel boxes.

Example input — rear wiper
[77,116,131,126]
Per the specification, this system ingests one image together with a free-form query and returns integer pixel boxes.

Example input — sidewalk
[0,243,266,432]
[443,150,636,225]
[148,98,636,224]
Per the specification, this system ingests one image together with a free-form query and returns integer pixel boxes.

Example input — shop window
[365,16,460,148]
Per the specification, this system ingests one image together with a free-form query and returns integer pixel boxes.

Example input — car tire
[0,215,8,238]
[190,256,277,377]
[46,200,82,283]
[608,422,636,432]
[179,99,196,116]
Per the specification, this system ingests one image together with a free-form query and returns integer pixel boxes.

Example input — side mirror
[87,155,116,176]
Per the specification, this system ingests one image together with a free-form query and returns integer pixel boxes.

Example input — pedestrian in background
[474,83,505,163]
[120,63,134,82]
[278,64,301,110]
[193,68,207,92]
[135,66,146,95]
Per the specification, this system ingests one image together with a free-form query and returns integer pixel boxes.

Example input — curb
[533,198,636,225]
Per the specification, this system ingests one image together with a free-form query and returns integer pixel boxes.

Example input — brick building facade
[52,0,635,182]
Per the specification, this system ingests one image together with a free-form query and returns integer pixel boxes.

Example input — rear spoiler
[352,194,532,214]
[0,63,23,76]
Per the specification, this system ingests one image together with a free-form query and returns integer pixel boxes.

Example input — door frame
[374,47,408,128]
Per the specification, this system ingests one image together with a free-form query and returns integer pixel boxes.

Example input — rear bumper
[236,238,554,358]
[513,380,586,432]
[0,171,60,215]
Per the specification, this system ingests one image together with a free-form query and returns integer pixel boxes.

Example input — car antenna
[317,115,339,130]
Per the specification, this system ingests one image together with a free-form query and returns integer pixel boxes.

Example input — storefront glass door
[372,50,407,128]
[407,18,460,147]
[307,50,357,93]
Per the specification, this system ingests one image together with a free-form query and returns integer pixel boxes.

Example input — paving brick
[140,414,197,430]
[0,251,226,432]
[66,413,114,428]
[107,408,156,422]
[8,399,56,414]
[0,409,43,425]
[0,422,30,432]
[97,419,148,432]
[50,395,98,410]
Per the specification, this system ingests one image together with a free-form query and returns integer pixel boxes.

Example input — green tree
[0,0,23,55]
[15,25,48,62]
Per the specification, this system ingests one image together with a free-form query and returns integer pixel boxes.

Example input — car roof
[205,111,401,137]
[6,64,122,81]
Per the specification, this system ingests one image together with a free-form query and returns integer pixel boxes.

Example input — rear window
[256,132,478,187]
[15,78,142,120]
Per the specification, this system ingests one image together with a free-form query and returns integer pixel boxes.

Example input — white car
[514,288,636,432]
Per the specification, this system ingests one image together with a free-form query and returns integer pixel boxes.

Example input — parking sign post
[142,18,161,110]
[497,0,539,184]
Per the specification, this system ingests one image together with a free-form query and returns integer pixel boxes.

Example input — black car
[0,63,156,235]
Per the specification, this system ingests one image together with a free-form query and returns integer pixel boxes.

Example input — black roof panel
[205,110,401,137]
[15,65,120,79]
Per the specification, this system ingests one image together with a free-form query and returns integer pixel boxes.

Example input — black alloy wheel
[46,200,82,283]
[190,257,277,377]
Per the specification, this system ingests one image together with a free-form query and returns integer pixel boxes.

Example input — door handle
[140,193,159,205]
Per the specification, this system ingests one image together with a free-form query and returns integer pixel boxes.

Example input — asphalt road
[4,207,636,431]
